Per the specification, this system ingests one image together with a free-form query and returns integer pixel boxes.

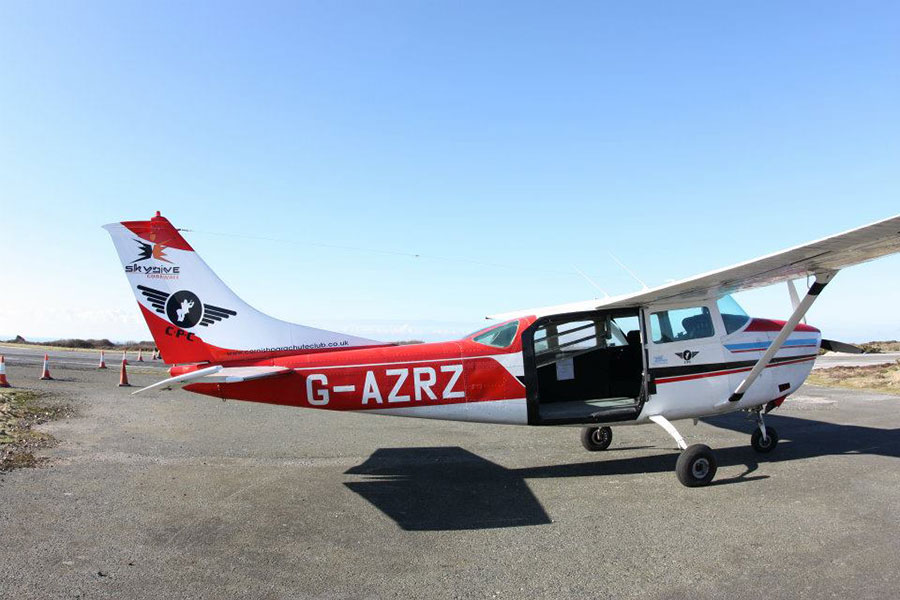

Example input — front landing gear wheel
[676,444,717,487]
[751,426,779,453]
[581,426,613,451]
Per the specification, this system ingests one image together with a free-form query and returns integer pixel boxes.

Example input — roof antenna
[608,252,648,290]
[572,266,610,298]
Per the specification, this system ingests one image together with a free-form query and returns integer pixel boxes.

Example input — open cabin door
[523,309,647,425]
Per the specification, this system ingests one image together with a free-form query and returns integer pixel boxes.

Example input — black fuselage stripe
[650,354,819,379]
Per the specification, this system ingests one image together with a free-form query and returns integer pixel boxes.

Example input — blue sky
[1,1,898,343]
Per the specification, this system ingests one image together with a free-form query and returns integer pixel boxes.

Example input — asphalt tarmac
[1,351,899,599]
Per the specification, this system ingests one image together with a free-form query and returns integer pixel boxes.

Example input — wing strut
[724,271,837,405]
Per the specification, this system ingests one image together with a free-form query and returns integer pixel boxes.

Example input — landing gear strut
[750,410,779,453]
[581,426,613,451]
[649,415,717,487]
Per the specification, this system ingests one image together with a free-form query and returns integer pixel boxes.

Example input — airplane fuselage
[180,310,821,427]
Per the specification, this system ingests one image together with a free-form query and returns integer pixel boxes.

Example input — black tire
[675,444,717,487]
[580,426,613,451]
[751,426,779,453]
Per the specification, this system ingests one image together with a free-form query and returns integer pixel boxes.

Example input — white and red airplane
[106,212,900,486]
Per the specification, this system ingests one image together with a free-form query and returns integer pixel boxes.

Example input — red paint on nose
[746,318,820,333]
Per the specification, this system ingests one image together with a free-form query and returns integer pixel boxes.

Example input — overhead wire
[179,227,620,281]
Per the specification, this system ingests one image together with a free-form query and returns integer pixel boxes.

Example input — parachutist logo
[137,286,237,330]
[676,350,699,363]
[166,291,202,329]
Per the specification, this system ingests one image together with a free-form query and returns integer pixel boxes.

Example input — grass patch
[807,360,900,395]
[0,390,70,471]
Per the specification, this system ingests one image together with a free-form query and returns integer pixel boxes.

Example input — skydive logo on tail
[125,239,180,278]
[133,239,171,263]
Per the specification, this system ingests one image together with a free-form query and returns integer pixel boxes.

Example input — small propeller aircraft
[106,212,900,486]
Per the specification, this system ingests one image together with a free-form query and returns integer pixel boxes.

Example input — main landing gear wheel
[676,444,717,487]
[751,426,779,453]
[581,426,613,451]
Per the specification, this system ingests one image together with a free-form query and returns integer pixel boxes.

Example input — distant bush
[860,341,900,354]
[3,337,156,351]
[860,344,883,354]
[48,339,114,349]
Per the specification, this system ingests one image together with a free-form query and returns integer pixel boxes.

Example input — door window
[650,306,715,344]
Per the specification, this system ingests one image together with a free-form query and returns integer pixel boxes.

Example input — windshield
[470,320,519,348]
[717,295,750,334]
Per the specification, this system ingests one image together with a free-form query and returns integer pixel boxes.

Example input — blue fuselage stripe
[725,338,819,351]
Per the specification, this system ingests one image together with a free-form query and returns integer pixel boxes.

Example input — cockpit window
[717,295,750,334]
[472,321,519,348]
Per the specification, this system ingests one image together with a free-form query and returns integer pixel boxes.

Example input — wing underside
[489,214,900,319]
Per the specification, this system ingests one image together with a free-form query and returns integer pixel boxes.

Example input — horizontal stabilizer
[132,365,292,395]
[200,366,293,383]
[820,339,865,354]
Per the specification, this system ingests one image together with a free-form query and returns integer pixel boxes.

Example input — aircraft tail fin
[104,212,383,364]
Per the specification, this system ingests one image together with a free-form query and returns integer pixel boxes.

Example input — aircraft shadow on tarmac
[344,412,900,531]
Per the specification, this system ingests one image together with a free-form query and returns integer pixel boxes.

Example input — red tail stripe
[120,213,194,251]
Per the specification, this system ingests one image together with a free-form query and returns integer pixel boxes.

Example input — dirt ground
[808,360,900,394]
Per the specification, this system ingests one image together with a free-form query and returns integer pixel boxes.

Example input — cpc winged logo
[675,350,700,363]
[137,286,237,330]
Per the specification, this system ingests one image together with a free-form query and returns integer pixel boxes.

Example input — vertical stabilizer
[104,212,382,364]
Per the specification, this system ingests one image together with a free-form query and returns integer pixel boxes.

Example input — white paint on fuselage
[368,398,528,425]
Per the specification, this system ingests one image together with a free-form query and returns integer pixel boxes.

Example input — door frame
[521,308,648,426]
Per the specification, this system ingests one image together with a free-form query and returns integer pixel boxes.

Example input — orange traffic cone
[0,355,10,388]
[118,355,131,387]
[40,353,53,380]
[137,348,144,362]
[98,350,108,369]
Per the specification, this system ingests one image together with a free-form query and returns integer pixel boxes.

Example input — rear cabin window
[472,321,519,348]
[650,306,715,344]
[533,314,640,357]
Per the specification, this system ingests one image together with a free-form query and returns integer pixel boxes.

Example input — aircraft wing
[489,213,900,320]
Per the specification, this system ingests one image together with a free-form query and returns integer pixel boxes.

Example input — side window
[535,321,599,355]
[473,321,519,348]
[609,315,640,348]
[650,306,715,344]
[557,321,599,351]
[534,315,639,355]
[533,320,601,366]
